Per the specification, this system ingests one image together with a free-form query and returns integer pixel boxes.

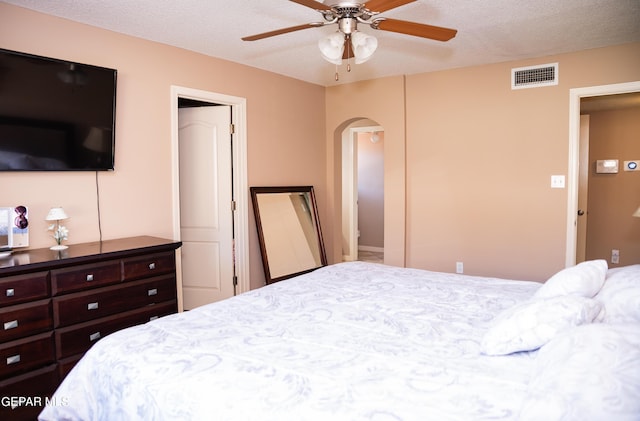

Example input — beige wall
[405,43,639,281]
[326,43,640,282]
[585,106,640,266]
[0,3,326,289]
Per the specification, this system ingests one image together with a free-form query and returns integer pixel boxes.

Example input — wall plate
[551,175,565,188]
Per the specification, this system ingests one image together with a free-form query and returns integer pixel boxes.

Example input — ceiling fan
[242,0,457,76]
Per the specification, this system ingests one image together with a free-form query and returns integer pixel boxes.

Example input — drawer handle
[89,332,101,342]
[6,354,21,365]
[148,262,156,270]
[6,288,15,297]
[88,302,99,310]
[86,274,94,282]
[148,288,158,296]
[4,320,18,330]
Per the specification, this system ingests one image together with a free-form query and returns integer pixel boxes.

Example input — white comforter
[40,262,543,421]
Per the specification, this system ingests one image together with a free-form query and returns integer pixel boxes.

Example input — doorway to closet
[170,86,249,311]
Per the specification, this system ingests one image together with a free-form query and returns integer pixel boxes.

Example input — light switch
[551,175,565,189]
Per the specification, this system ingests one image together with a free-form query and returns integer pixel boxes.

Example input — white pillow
[519,323,640,421]
[534,259,607,299]
[596,264,640,323]
[480,296,603,355]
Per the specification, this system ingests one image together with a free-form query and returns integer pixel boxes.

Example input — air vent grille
[511,63,558,90]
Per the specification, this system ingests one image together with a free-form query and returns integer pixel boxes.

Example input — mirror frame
[250,186,327,284]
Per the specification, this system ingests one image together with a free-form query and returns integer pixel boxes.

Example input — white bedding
[37,262,612,420]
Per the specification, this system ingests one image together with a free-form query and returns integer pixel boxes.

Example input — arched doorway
[337,118,386,263]
[342,121,385,262]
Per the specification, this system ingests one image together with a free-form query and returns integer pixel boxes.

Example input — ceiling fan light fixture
[351,31,377,64]
[318,31,345,65]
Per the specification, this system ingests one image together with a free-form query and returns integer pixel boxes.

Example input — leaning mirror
[251,186,327,284]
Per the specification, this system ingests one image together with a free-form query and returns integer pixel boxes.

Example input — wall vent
[511,63,558,90]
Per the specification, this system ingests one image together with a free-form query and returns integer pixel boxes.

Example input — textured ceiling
[3,0,640,86]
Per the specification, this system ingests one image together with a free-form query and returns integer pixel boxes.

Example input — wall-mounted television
[0,48,117,171]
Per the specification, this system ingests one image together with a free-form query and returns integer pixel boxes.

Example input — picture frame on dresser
[0,205,29,253]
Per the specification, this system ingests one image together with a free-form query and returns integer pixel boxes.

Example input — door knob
[577,209,585,216]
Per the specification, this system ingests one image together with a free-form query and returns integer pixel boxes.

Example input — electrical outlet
[456,262,464,274]
[611,249,620,264]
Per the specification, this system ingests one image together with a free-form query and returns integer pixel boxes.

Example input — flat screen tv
[0,48,117,171]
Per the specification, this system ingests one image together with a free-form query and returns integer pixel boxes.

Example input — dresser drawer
[51,260,122,295]
[0,272,49,308]
[0,364,59,421]
[53,274,177,328]
[0,332,54,379]
[0,299,52,343]
[123,250,175,281]
[55,300,177,359]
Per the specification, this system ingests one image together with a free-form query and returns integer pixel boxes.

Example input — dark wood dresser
[0,236,181,420]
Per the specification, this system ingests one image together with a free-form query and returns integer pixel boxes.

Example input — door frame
[170,85,250,310]
[575,114,590,263]
[565,80,640,267]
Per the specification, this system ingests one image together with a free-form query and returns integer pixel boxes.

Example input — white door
[178,105,234,309]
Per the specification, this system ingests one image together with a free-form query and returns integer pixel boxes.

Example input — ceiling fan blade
[364,0,416,13]
[242,22,324,41]
[373,18,457,41]
[289,0,332,11]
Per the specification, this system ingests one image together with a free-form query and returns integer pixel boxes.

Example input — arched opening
[342,121,385,262]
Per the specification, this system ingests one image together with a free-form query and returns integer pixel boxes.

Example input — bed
[38,261,640,421]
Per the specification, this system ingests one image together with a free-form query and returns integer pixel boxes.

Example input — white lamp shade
[634,206,640,218]
[351,31,377,64]
[318,32,345,65]
[46,207,68,221]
